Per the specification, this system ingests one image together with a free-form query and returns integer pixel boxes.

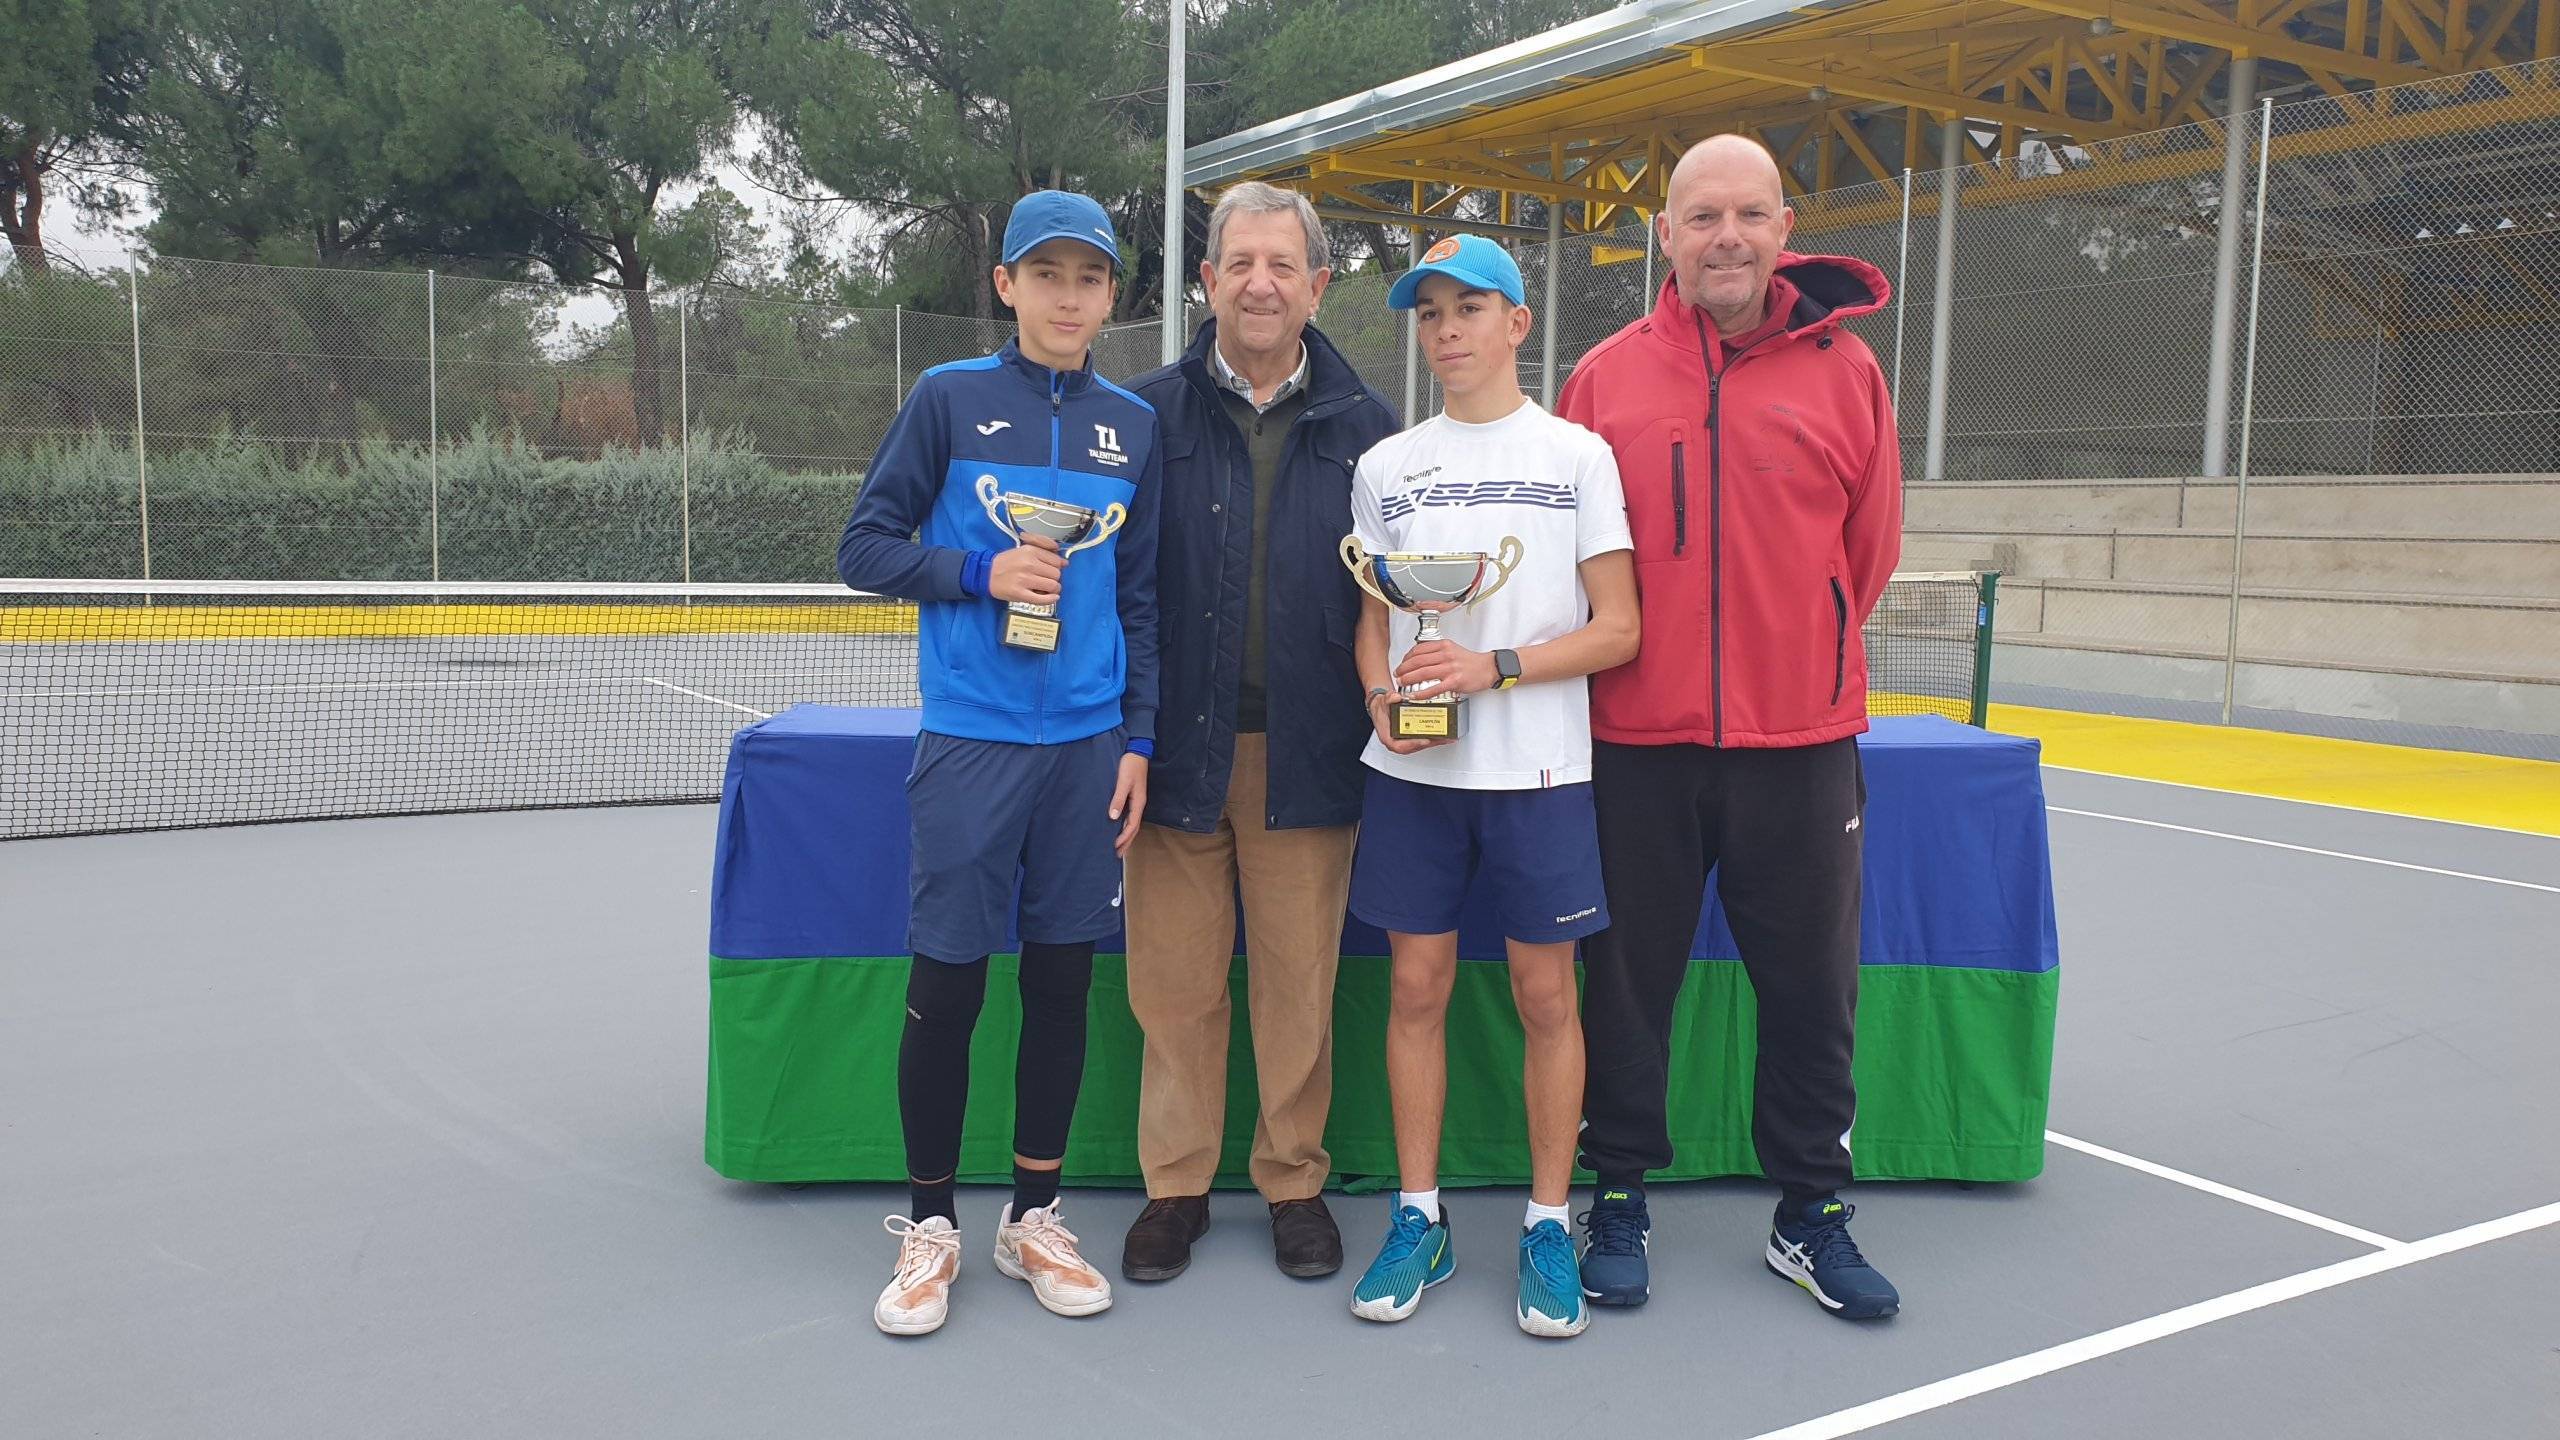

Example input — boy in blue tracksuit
[836,190,1161,1337]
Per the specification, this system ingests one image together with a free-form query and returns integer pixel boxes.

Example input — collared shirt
[1211,336,1310,413]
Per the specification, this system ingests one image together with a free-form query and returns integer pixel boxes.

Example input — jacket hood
[1645,250,1892,350]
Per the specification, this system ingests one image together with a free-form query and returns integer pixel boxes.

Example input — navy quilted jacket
[1129,320,1399,833]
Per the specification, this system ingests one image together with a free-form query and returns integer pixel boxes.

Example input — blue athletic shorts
[1347,769,1610,944]
[905,727,1126,961]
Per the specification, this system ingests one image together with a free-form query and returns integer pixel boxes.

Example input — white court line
[2049,806,2560,895]
[1744,1200,2560,1440]
[2044,1131,2404,1250]
[2042,763,2560,841]
[638,677,771,719]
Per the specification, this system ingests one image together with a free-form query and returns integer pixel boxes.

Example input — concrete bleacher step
[1905,527,2560,598]
[1906,475,2560,536]
[1992,577,2560,684]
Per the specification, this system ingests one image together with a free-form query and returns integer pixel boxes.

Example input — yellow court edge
[1990,702,2560,838]
[0,603,922,642]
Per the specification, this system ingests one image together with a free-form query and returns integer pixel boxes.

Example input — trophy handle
[1470,535,1525,607]
[1340,534,1395,607]
[974,475,1020,541]
[1061,502,1126,556]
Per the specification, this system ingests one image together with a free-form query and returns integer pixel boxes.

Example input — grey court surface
[4,770,2556,1438]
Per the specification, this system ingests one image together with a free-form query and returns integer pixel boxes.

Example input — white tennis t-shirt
[1352,399,1632,790]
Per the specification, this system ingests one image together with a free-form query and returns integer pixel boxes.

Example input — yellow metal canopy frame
[1185,0,2560,239]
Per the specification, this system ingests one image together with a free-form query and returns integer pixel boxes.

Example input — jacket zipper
[1693,311,1781,748]
[1212,406,1237,737]
[1037,370,1064,742]
[1829,575,1849,706]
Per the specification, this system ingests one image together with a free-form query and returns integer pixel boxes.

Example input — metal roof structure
[1183,0,2560,236]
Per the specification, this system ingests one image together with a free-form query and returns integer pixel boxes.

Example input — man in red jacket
[1558,134,1904,1320]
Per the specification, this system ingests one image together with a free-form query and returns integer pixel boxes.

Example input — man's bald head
[1655,133,1795,335]
[1665,134,1786,214]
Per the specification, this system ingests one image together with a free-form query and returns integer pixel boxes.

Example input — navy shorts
[906,727,1126,961]
[1348,770,1610,944]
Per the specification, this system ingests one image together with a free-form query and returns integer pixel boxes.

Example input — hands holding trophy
[977,475,1126,652]
[1341,533,1523,741]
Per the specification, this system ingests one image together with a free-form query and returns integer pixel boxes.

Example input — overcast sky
[34,126,860,343]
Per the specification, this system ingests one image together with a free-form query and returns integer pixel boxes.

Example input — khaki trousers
[1124,732,1356,1200]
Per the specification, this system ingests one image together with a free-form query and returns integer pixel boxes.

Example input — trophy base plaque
[1389,698,1461,740]
[1002,610,1063,652]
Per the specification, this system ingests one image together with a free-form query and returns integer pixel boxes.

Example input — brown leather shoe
[1270,1195,1342,1278]
[1120,1195,1210,1281]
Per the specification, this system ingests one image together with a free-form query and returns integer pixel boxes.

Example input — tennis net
[2,572,1992,839]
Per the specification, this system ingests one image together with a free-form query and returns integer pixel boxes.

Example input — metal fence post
[127,259,150,581]
[678,295,692,586]
[893,304,904,402]
[2221,97,2274,725]
[427,269,440,582]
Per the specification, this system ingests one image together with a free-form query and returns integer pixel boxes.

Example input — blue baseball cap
[1388,233,1525,309]
[1001,190,1122,270]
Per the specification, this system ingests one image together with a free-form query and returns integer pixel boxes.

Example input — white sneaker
[873,1214,962,1336]
[993,1202,1113,1317]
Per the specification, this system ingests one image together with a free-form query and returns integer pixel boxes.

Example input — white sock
[1398,1188,1441,1222]
[1525,1200,1571,1231]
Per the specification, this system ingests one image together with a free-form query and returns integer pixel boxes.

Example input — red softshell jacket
[1559,253,1903,749]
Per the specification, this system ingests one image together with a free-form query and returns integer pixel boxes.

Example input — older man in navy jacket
[1118,183,1398,1284]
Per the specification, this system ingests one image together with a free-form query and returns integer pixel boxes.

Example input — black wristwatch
[1492,648,1521,690]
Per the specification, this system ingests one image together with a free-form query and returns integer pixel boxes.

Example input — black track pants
[1577,737,1865,1201]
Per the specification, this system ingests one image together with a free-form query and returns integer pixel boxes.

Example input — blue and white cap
[1002,190,1123,270]
[1388,233,1526,309]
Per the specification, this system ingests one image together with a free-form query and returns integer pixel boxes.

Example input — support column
[1541,200,1563,404]
[1403,221,1421,422]
[1921,119,1963,482]
[1160,0,1187,364]
[1890,167,1912,418]
[2201,55,2258,477]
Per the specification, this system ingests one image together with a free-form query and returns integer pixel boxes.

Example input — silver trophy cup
[1340,533,1523,741]
[976,475,1127,652]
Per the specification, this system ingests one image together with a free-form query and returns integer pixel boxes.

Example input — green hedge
[0,428,864,583]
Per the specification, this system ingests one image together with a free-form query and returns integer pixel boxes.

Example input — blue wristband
[960,548,994,598]
[1125,737,1154,758]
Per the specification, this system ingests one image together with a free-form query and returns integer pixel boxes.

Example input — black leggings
[897,941,1096,1182]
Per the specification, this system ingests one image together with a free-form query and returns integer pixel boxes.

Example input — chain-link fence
[4,60,2555,755]
[1393,60,2557,760]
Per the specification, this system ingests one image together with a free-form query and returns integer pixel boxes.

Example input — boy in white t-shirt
[1342,234,1639,1339]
